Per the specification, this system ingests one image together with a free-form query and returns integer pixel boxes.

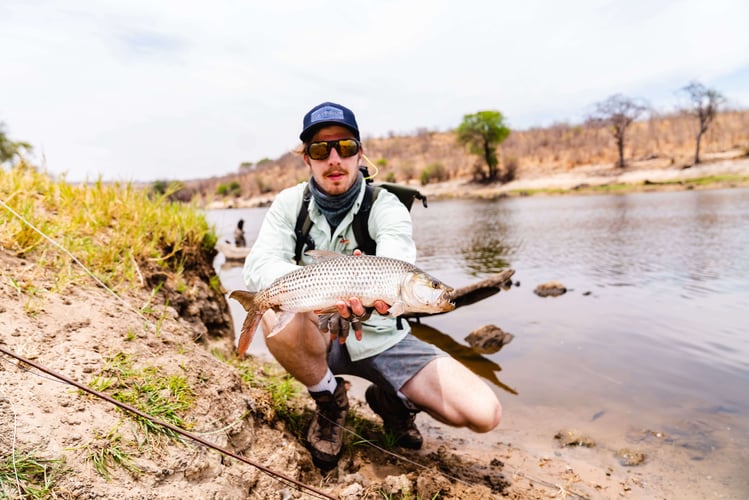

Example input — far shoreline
[205,154,749,210]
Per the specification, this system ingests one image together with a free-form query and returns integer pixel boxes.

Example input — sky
[1,0,748,183]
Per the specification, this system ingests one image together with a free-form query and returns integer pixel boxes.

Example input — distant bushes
[420,163,449,185]
[216,180,241,197]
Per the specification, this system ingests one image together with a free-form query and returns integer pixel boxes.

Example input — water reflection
[408,320,517,395]
[460,233,512,276]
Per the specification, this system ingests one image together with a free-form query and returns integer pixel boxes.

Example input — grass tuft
[0,448,65,499]
[89,353,195,445]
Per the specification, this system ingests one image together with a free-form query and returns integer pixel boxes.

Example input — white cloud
[1,0,747,182]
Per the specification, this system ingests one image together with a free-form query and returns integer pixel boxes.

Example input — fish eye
[432,279,440,288]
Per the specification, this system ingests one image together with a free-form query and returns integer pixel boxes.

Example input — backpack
[293,170,427,264]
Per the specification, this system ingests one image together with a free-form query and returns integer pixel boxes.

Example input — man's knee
[469,399,502,433]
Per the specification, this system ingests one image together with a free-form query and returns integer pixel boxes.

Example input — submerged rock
[616,448,646,466]
[534,281,567,297]
[465,325,514,354]
[554,430,596,448]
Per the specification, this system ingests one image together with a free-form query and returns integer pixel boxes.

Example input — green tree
[456,111,511,182]
[0,122,32,164]
[680,81,725,165]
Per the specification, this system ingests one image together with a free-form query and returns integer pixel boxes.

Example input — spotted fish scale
[230,251,454,356]
[258,254,416,312]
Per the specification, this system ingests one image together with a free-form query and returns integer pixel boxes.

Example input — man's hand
[318,296,389,344]
[317,250,392,344]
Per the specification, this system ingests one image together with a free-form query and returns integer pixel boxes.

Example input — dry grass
[186,109,749,201]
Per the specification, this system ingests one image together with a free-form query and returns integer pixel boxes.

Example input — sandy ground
[3,157,749,498]
[417,154,749,199]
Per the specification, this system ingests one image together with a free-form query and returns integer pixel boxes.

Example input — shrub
[420,163,448,185]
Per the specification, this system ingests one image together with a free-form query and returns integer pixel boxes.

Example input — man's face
[305,125,362,196]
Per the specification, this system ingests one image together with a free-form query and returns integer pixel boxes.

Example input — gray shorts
[328,333,447,392]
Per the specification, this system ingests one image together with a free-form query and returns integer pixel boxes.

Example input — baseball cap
[300,102,360,143]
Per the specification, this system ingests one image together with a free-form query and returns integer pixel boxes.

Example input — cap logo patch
[311,106,345,123]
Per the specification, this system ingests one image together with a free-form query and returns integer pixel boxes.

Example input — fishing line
[316,408,586,499]
[2,190,582,498]
[0,200,337,498]
[0,198,155,330]
[314,409,472,487]
[0,346,336,500]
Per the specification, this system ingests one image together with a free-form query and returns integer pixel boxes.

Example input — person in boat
[234,219,247,247]
[242,101,501,469]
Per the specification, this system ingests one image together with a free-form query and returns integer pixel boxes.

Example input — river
[206,187,749,497]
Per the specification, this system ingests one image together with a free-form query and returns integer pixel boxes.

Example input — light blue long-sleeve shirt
[242,180,416,361]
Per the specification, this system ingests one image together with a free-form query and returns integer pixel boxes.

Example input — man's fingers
[335,301,350,318]
[373,300,390,315]
[348,296,366,317]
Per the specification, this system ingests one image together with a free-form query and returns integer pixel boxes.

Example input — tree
[456,111,511,182]
[680,81,725,165]
[0,122,32,165]
[588,94,648,168]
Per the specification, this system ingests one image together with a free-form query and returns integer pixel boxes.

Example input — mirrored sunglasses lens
[308,142,331,160]
[337,139,359,158]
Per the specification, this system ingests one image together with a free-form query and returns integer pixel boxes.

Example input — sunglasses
[305,138,360,161]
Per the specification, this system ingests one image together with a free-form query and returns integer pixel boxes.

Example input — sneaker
[365,384,423,450]
[307,377,349,469]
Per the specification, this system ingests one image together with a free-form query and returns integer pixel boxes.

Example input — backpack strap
[293,186,315,264]
[294,183,381,264]
[352,185,380,256]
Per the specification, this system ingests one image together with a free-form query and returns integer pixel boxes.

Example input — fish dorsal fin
[304,249,345,262]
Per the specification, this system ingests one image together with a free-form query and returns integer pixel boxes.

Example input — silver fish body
[230,251,455,355]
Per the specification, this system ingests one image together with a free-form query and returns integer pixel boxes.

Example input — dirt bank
[5,154,749,497]
[0,241,663,499]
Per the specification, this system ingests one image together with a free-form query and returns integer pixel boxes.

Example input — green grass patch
[78,428,141,482]
[0,162,217,292]
[0,449,65,499]
[89,353,195,445]
[231,357,307,435]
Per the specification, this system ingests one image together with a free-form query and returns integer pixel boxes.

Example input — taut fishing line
[2,195,584,499]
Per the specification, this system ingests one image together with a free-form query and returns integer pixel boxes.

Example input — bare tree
[588,94,649,167]
[680,81,725,164]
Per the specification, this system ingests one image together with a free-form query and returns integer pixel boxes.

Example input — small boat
[216,241,251,262]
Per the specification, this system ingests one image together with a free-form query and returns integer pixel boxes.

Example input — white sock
[307,369,337,394]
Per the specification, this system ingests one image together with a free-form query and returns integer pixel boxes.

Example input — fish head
[401,271,456,313]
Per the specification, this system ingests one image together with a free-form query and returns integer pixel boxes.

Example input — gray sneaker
[365,384,423,450]
[307,377,348,469]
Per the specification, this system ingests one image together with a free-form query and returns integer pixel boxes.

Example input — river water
[206,187,749,496]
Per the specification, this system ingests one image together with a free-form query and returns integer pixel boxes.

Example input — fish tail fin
[229,290,262,356]
[230,289,257,312]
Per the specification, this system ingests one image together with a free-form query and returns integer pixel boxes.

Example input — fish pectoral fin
[266,311,296,338]
[304,249,344,262]
[387,302,406,317]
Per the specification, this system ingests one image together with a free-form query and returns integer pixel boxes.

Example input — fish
[229,250,455,355]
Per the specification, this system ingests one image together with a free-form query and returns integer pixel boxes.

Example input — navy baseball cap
[300,102,360,143]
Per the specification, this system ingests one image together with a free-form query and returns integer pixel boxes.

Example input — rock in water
[465,324,514,354]
[534,281,567,297]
